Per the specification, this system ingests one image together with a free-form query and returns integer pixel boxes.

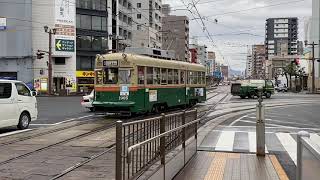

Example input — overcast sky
[163,0,313,71]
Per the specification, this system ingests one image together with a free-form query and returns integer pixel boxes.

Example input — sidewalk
[174,151,289,180]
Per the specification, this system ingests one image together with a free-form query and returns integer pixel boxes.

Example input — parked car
[0,80,38,130]
[276,84,288,92]
[81,90,94,112]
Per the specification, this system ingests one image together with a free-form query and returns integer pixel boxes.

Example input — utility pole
[44,26,56,95]
[109,35,126,52]
[304,40,319,94]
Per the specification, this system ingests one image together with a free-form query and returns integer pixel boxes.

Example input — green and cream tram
[93,53,206,115]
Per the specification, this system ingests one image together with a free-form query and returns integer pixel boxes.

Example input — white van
[0,80,38,129]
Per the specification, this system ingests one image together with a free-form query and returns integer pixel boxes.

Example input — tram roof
[98,53,206,72]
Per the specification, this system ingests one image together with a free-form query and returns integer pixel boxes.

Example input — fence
[116,109,198,180]
[296,131,320,180]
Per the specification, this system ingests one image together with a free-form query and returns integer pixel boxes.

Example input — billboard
[54,0,76,54]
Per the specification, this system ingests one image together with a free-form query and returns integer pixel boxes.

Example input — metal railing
[116,109,198,180]
[296,131,320,180]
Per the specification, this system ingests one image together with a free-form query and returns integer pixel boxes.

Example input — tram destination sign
[103,60,118,67]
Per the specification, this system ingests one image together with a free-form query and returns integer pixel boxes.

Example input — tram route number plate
[103,60,118,67]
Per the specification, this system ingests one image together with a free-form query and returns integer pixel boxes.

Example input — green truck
[231,80,275,99]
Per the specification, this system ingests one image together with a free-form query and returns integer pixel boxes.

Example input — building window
[102,36,108,49]
[128,32,132,40]
[78,56,94,70]
[80,15,92,29]
[102,17,107,31]
[137,14,141,19]
[92,16,102,30]
[137,3,141,8]
[92,0,101,10]
[76,14,81,28]
[92,36,102,50]
[77,35,92,49]
[137,24,141,30]
[55,57,66,65]
[80,0,92,9]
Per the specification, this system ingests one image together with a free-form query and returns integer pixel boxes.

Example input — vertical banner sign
[54,0,75,54]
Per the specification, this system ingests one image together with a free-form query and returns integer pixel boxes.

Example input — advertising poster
[149,90,157,102]
[195,88,204,97]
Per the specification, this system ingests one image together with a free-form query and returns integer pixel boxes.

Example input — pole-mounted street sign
[55,39,74,52]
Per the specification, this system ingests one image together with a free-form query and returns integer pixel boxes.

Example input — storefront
[76,71,95,94]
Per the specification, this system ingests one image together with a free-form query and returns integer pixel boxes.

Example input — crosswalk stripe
[248,132,256,153]
[276,133,297,164]
[310,133,320,147]
[248,132,269,153]
[215,131,235,151]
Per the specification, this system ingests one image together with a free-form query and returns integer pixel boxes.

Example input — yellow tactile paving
[204,152,240,180]
[269,155,289,180]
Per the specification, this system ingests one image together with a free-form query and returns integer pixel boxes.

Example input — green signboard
[55,39,75,52]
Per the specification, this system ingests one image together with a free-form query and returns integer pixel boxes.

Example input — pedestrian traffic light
[36,50,45,59]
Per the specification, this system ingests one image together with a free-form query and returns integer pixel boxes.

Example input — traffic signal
[293,58,300,65]
[36,50,45,59]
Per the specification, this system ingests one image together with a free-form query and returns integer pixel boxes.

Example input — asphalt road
[34,96,91,125]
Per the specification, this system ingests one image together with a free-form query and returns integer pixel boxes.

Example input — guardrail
[116,109,198,180]
[296,131,320,180]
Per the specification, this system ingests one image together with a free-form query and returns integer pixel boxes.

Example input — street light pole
[305,40,319,94]
[44,26,56,95]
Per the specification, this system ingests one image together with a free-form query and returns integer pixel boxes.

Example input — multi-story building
[189,48,198,63]
[0,0,33,84]
[207,51,216,76]
[265,17,299,60]
[162,11,189,61]
[113,0,133,50]
[76,0,109,93]
[132,0,162,49]
[252,45,266,79]
[246,54,253,79]
[189,44,207,65]
[32,0,77,94]
[220,65,229,81]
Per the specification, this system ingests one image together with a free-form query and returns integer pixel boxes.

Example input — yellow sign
[76,71,95,78]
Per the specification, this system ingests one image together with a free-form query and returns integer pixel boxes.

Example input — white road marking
[53,115,94,125]
[276,133,297,164]
[215,131,235,151]
[0,129,33,138]
[248,132,256,153]
[30,124,54,126]
[229,115,247,126]
[248,132,269,153]
[310,133,320,147]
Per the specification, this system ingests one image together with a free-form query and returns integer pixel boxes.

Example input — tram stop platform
[174,151,289,180]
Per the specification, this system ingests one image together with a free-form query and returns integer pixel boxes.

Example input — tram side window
[119,69,131,84]
[154,68,160,84]
[138,66,145,85]
[180,70,185,84]
[197,72,202,84]
[96,70,103,84]
[173,69,179,84]
[104,68,118,84]
[188,71,192,84]
[202,72,206,84]
[168,69,173,84]
[161,68,167,84]
[147,67,153,85]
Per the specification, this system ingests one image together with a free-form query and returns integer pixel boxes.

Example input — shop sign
[76,71,95,78]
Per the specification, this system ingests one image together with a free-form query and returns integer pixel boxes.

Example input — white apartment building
[132,0,162,49]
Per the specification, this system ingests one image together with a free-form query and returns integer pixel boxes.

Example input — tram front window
[104,68,118,84]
